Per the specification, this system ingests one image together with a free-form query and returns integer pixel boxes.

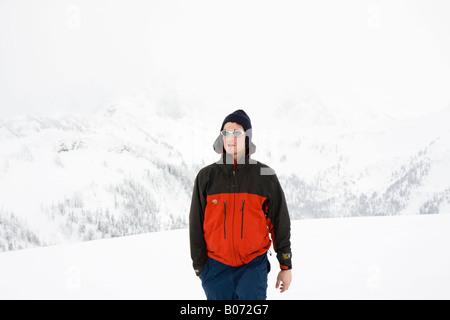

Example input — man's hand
[275,270,292,293]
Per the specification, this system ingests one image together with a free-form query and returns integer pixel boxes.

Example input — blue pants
[200,253,269,300]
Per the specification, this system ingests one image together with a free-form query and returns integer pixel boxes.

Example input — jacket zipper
[240,200,245,239]
[232,170,238,265]
[223,201,227,239]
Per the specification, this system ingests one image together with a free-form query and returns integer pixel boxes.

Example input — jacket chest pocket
[223,199,245,239]
[240,200,245,239]
[223,201,227,239]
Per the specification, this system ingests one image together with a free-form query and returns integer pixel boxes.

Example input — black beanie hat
[221,109,252,133]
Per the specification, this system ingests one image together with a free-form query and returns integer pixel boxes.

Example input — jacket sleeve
[189,171,208,276]
[267,173,292,270]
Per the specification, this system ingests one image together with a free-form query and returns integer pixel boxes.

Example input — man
[189,109,292,300]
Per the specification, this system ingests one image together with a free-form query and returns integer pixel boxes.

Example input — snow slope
[1,214,449,300]
[1,88,450,252]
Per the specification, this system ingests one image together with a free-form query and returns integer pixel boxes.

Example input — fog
[1,0,449,119]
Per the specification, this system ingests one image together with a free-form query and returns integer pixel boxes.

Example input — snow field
[0,214,449,300]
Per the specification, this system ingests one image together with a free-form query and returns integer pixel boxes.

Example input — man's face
[222,122,246,156]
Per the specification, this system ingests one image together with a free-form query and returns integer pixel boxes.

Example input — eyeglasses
[220,130,245,138]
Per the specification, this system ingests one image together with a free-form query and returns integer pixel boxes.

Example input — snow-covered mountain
[0,90,213,251]
[262,100,450,219]
[1,88,449,251]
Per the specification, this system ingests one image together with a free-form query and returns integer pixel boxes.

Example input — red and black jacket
[189,139,292,276]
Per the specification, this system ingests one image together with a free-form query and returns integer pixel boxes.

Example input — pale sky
[1,0,449,119]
